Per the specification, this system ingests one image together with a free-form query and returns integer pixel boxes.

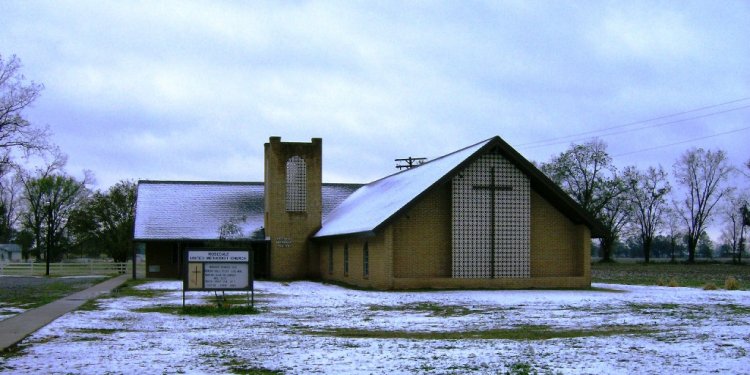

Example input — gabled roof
[314,136,604,239]
[134,181,361,241]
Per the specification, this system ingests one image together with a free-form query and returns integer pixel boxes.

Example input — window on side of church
[363,242,369,279]
[328,243,333,275]
[285,156,307,212]
[343,243,349,276]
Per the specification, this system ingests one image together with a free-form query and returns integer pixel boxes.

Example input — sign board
[183,249,253,292]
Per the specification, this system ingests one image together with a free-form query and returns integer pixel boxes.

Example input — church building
[134,136,602,289]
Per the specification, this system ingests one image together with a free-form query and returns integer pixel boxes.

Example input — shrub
[656,278,666,286]
[702,282,718,290]
[725,276,740,290]
[668,278,679,287]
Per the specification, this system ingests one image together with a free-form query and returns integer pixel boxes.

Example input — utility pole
[395,157,427,170]
[45,200,52,276]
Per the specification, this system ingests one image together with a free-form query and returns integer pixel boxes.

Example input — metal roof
[314,136,604,239]
[134,181,361,241]
[314,139,491,238]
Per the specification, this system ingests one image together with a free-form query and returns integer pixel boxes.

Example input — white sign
[204,263,249,289]
[188,250,249,262]
[184,249,253,291]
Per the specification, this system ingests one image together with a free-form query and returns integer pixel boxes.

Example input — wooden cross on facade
[472,167,512,278]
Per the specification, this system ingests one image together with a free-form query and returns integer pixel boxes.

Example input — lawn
[0,276,106,320]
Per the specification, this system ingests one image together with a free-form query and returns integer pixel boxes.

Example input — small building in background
[0,244,22,263]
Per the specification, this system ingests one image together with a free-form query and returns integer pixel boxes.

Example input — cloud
[0,0,748,193]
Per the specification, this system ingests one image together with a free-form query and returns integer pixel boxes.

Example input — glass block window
[363,242,369,278]
[343,243,349,276]
[328,243,333,275]
[286,156,307,212]
[452,152,530,278]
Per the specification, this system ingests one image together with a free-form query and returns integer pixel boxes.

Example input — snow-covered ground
[2,281,749,374]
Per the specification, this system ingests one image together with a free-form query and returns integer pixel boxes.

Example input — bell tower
[264,137,323,278]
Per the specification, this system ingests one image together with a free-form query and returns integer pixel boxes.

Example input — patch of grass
[134,304,260,316]
[308,324,656,341]
[209,292,256,308]
[702,282,718,290]
[76,298,101,311]
[368,302,480,317]
[1,335,60,358]
[223,358,283,375]
[183,304,260,316]
[71,336,104,342]
[504,361,540,375]
[111,279,171,298]
[1,342,27,358]
[0,277,105,309]
[720,304,750,314]
[627,302,680,313]
[69,328,124,334]
[592,262,749,289]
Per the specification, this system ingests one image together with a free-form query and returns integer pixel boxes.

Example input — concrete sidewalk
[0,274,130,351]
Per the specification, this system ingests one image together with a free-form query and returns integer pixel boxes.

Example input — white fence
[0,262,145,277]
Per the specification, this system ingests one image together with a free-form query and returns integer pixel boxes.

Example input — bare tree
[541,139,627,261]
[624,166,671,263]
[0,169,23,242]
[663,207,683,262]
[0,54,49,164]
[720,193,747,263]
[673,148,734,263]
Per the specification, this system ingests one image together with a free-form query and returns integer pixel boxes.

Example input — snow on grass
[0,306,25,322]
[2,281,750,374]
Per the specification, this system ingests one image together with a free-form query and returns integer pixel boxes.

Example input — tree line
[1,54,136,263]
[540,139,749,263]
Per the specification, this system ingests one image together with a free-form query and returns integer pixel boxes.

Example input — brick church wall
[530,190,590,278]
[392,183,452,278]
[318,228,394,289]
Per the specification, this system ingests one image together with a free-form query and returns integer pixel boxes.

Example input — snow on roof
[134,181,264,241]
[134,181,360,241]
[314,138,492,238]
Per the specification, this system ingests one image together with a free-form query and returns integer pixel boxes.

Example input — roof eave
[312,230,377,241]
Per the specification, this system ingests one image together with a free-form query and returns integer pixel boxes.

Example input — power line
[517,97,750,149]
[520,103,750,150]
[612,126,750,157]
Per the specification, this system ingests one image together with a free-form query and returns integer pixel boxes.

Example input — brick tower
[264,137,323,279]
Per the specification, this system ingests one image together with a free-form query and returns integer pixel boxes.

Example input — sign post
[183,249,254,308]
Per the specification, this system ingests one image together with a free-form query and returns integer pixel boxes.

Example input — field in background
[591,261,749,289]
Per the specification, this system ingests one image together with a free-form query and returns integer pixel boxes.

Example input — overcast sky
[1,1,748,190]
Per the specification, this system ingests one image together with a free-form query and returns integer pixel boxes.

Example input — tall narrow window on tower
[285,156,307,211]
